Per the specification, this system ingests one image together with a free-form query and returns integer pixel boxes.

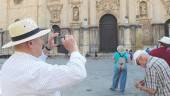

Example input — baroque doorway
[99,14,118,52]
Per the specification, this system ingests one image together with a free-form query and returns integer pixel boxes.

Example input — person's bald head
[133,50,149,68]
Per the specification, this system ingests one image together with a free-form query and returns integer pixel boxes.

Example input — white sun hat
[158,36,170,45]
[2,18,50,48]
[133,50,148,65]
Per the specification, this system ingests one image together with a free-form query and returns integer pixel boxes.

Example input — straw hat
[158,36,170,45]
[2,18,50,48]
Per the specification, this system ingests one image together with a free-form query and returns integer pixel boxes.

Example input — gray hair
[117,45,124,52]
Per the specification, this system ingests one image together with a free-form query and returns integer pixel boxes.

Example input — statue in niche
[167,7,170,16]
[73,7,79,21]
[139,1,148,17]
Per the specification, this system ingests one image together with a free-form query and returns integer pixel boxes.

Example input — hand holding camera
[62,35,79,53]
[51,25,78,53]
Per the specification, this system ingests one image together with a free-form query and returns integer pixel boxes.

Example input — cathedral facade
[0,0,170,55]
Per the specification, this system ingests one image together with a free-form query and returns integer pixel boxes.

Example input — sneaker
[120,91,125,96]
[109,88,115,91]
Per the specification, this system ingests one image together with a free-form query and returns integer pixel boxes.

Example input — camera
[52,25,64,47]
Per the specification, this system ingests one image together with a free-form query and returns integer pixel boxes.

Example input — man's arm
[29,52,86,93]
[27,35,86,93]
[136,67,158,95]
[38,33,58,61]
[137,83,157,95]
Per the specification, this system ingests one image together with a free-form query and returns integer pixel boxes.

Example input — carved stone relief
[96,0,120,12]
[47,0,63,23]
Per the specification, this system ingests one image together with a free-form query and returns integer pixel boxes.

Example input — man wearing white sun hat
[149,36,170,66]
[133,50,170,96]
[0,18,86,96]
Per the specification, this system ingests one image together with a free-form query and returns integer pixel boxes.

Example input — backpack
[117,52,126,65]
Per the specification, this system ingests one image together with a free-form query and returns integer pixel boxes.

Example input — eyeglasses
[136,59,140,65]
[136,56,141,65]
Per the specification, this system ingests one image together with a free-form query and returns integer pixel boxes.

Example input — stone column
[130,25,138,50]
[89,0,98,53]
[81,0,88,21]
[71,23,80,47]
[89,27,98,53]
[61,0,70,41]
[135,27,143,49]
[80,0,89,56]
[152,0,165,23]
[124,25,131,49]
[90,0,96,26]
[0,0,7,29]
[62,0,69,28]
[119,0,127,24]
[82,19,89,56]
[128,0,136,24]
[152,24,164,44]
[120,0,131,49]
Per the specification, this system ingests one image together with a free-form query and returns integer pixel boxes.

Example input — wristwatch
[45,45,51,51]
[139,86,143,91]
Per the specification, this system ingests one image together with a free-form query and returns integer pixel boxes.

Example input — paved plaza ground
[0,55,146,96]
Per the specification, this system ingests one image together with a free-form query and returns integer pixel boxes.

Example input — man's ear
[26,41,33,48]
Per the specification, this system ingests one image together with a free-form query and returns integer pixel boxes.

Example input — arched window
[139,1,148,17]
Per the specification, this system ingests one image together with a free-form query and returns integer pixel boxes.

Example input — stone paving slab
[0,56,146,96]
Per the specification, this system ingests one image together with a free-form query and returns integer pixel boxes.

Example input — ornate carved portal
[99,14,118,52]
[96,0,120,26]
[47,0,63,24]
[96,0,120,12]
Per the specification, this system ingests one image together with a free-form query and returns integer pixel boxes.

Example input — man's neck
[15,48,36,57]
